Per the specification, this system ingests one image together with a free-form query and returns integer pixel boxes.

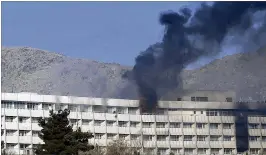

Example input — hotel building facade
[1,91,266,155]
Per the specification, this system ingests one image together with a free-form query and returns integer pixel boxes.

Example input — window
[2,101,13,109]
[183,123,193,128]
[118,121,127,127]
[143,135,153,141]
[142,122,153,128]
[31,117,39,123]
[206,111,218,116]
[130,121,139,127]
[128,107,138,114]
[197,135,207,141]
[248,123,260,129]
[157,109,165,115]
[158,148,167,155]
[171,149,181,154]
[95,133,103,139]
[131,134,139,140]
[191,97,208,102]
[250,148,260,154]
[224,148,233,154]
[93,105,105,113]
[198,148,208,154]
[196,123,206,129]
[223,123,232,129]
[68,105,79,112]
[106,121,115,127]
[184,148,194,154]
[249,136,259,141]
[170,135,180,141]
[6,143,16,149]
[177,98,182,101]
[42,103,52,110]
[210,135,220,141]
[106,107,115,114]
[210,123,219,129]
[211,148,220,154]
[19,117,29,123]
[223,136,232,141]
[184,135,193,141]
[20,144,30,149]
[82,119,91,125]
[94,120,104,126]
[107,134,116,139]
[15,102,26,109]
[6,130,16,136]
[116,107,127,114]
[5,116,15,122]
[262,136,266,142]
[226,97,233,102]
[156,122,166,128]
[70,119,78,125]
[144,148,154,154]
[170,123,181,128]
[32,131,40,137]
[262,124,266,129]
[27,103,39,110]
[80,105,90,112]
[19,130,29,136]
[119,134,128,140]
[157,135,167,141]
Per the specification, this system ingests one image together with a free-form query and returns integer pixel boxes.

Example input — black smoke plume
[123,2,266,113]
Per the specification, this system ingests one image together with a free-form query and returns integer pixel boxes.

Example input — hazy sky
[2,2,205,66]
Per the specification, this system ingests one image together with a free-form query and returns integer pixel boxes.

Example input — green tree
[34,109,94,155]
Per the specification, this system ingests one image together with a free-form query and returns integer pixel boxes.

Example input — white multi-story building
[1,91,266,155]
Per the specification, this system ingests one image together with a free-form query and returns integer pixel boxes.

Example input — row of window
[2,130,40,136]
[3,116,237,129]
[3,143,265,155]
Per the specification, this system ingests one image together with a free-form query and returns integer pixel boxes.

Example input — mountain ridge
[1,46,266,101]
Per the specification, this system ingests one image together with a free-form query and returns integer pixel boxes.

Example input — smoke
[123,2,266,112]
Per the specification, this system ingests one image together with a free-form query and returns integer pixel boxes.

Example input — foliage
[34,109,94,155]
[105,139,140,155]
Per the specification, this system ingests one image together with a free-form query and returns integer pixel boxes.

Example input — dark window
[226,97,233,102]
[177,98,182,101]
[191,97,196,101]
[196,97,208,102]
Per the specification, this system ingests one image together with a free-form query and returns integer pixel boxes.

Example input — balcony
[69,112,82,119]
[209,141,223,148]
[183,128,196,135]
[4,109,17,116]
[18,123,31,130]
[223,129,235,135]
[142,115,155,122]
[196,129,209,135]
[157,141,169,147]
[222,116,235,123]
[249,129,262,136]
[169,115,182,122]
[18,109,30,117]
[5,136,19,143]
[208,116,222,123]
[196,115,208,123]
[170,141,183,148]
[5,122,18,130]
[94,126,106,133]
[143,141,156,147]
[248,116,261,123]
[81,112,93,120]
[32,137,42,144]
[249,141,262,148]
[183,141,196,148]
[93,113,105,120]
[129,115,141,122]
[117,114,130,121]
[223,141,236,148]
[142,128,156,135]
[31,123,41,130]
[209,129,222,135]
[197,141,209,148]
[19,136,32,143]
[31,110,43,117]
